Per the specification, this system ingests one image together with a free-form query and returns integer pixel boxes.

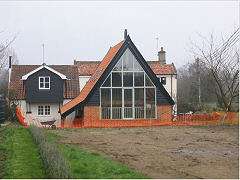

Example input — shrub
[29,126,72,179]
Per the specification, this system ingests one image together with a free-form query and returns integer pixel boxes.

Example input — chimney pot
[161,47,163,51]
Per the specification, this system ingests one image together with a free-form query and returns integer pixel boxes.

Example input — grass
[0,128,7,178]
[2,127,46,179]
[29,125,72,178]
[47,132,148,179]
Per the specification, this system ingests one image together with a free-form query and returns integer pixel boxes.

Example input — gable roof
[74,61,177,76]
[10,65,80,99]
[22,64,67,80]
[60,40,125,116]
[60,36,174,117]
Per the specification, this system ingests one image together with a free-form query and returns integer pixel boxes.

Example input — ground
[53,125,239,179]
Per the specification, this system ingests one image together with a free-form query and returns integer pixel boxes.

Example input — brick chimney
[158,47,166,65]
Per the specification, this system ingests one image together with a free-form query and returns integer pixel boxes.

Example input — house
[74,48,177,115]
[59,32,175,127]
[9,64,79,121]
[9,30,177,127]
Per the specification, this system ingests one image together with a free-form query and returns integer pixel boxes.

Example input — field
[52,125,239,179]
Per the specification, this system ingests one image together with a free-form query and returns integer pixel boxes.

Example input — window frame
[39,76,50,90]
[160,77,166,85]
[38,105,51,116]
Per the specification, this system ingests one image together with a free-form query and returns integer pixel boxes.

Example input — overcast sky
[0,1,239,69]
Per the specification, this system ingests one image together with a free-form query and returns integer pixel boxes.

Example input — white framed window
[39,76,50,89]
[38,105,51,116]
[160,77,166,85]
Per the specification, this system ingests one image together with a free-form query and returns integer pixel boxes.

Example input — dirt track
[53,125,239,179]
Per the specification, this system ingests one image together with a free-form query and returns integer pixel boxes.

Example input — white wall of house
[16,99,76,122]
[157,74,177,115]
[79,76,91,92]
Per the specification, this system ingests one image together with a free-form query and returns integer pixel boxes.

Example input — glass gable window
[100,48,156,119]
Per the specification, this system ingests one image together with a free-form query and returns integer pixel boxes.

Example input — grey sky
[0,1,238,68]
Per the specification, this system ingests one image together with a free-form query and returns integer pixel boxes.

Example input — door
[123,88,133,119]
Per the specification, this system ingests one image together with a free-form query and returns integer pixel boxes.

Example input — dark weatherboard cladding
[25,68,64,103]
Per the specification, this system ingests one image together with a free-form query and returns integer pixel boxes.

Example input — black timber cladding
[84,36,174,106]
[25,68,64,103]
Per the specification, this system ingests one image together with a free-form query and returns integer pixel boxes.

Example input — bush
[29,126,72,179]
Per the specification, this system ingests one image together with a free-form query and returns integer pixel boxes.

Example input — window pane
[45,77,49,82]
[40,78,44,82]
[134,72,144,86]
[102,75,110,87]
[123,49,133,71]
[135,88,144,119]
[112,88,122,119]
[161,77,166,85]
[146,88,155,118]
[38,106,43,115]
[112,72,122,87]
[101,88,111,119]
[45,83,49,88]
[133,57,143,71]
[145,74,154,86]
[45,106,50,115]
[124,89,132,118]
[123,72,133,87]
[40,83,44,88]
[113,58,122,71]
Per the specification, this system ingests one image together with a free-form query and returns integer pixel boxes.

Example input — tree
[191,29,239,112]
[0,30,18,88]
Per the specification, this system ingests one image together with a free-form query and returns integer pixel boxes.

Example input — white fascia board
[21,65,67,80]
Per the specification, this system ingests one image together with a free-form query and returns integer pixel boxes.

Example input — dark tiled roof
[74,61,177,76]
[9,65,80,99]
[60,40,125,115]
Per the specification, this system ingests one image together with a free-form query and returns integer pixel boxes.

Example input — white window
[39,76,50,89]
[38,105,51,116]
[160,77,166,85]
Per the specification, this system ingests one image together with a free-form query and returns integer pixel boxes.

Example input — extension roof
[9,65,80,99]
[74,60,177,76]
[60,36,174,117]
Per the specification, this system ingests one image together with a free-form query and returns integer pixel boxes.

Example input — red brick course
[81,105,173,128]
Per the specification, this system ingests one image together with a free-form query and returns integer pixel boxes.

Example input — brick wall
[82,105,173,128]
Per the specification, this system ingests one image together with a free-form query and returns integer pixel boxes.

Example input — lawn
[1,127,46,179]
[47,132,148,179]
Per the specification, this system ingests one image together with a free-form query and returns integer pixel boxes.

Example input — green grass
[2,127,47,179]
[0,128,7,178]
[47,132,148,179]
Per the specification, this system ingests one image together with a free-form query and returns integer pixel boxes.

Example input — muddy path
[53,125,239,179]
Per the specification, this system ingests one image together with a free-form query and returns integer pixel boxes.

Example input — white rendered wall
[16,99,76,121]
[157,74,177,115]
[79,76,91,92]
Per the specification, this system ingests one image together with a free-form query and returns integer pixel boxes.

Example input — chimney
[8,56,12,90]
[124,29,127,39]
[9,56,12,69]
[158,47,166,64]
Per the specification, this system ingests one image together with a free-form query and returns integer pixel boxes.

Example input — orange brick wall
[82,105,172,128]
[157,105,173,121]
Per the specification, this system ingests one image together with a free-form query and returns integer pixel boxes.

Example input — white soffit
[21,65,67,80]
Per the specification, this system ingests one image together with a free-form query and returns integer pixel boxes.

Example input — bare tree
[0,31,18,71]
[192,29,239,112]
